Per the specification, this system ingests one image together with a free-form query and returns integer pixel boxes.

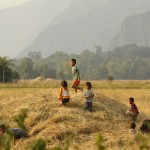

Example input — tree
[40,65,55,78]
[28,51,42,60]
[12,71,20,81]
[0,57,13,83]
[12,44,150,80]
[20,57,34,79]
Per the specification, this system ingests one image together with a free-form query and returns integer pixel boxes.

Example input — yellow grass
[0,82,150,149]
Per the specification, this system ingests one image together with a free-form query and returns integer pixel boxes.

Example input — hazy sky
[0,0,30,9]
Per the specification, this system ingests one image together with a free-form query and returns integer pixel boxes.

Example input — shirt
[130,103,139,114]
[8,128,27,139]
[72,66,79,80]
[59,87,70,100]
[84,89,94,102]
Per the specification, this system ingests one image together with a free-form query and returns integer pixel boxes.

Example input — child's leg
[85,102,88,110]
[88,102,93,112]
[132,114,138,122]
[62,99,69,105]
[126,111,138,122]
[126,111,133,120]
[72,80,83,92]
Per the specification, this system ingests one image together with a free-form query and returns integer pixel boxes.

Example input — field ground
[0,81,150,149]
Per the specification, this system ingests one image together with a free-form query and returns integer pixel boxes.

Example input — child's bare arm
[58,88,63,100]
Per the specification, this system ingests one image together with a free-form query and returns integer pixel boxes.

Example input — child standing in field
[70,58,82,92]
[58,80,70,106]
[126,97,139,122]
[84,82,94,112]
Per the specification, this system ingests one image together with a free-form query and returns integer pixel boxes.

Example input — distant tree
[40,65,55,78]
[94,45,102,53]
[107,75,114,81]
[62,61,72,79]
[12,71,20,81]
[0,57,13,83]
[12,44,150,80]
[20,57,34,79]
[28,51,42,60]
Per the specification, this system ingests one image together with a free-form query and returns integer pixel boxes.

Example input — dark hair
[140,125,146,132]
[71,58,76,64]
[0,124,6,131]
[140,120,150,133]
[129,97,134,103]
[61,80,68,89]
[85,82,92,89]
[130,122,136,129]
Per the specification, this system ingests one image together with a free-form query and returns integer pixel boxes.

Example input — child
[126,97,139,122]
[58,80,70,105]
[0,124,29,140]
[84,82,94,112]
[140,119,150,134]
[129,122,136,134]
[70,58,82,92]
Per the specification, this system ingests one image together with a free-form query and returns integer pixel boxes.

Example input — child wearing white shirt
[84,82,94,112]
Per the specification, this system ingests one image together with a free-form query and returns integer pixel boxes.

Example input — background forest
[1,44,150,82]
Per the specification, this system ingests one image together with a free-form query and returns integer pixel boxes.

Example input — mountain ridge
[110,11,150,49]
[21,0,150,57]
[0,0,71,57]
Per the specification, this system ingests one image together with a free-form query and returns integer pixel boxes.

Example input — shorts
[73,80,80,87]
[85,102,93,112]
[62,98,70,104]
[126,111,139,122]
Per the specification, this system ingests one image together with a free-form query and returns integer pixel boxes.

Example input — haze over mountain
[21,0,150,57]
[111,11,150,49]
[0,0,29,10]
[0,0,72,57]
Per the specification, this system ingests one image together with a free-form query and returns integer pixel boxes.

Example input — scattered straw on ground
[0,88,149,149]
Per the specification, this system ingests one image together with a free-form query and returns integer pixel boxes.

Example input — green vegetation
[31,139,46,150]
[13,44,150,80]
[0,56,20,83]
[96,134,105,150]
[135,134,150,150]
[1,44,150,82]
[15,109,28,132]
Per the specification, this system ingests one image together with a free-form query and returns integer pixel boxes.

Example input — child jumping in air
[126,97,139,122]
[58,80,70,106]
[84,82,94,112]
[70,58,82,92]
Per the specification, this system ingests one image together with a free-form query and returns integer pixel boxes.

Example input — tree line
[1,44,150,82]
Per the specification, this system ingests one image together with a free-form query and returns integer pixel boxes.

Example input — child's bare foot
[59,103,63,106]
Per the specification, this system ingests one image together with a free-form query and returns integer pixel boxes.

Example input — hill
[21,0,150,57]
[0,0,71,57]
[0,83,150,149]
[111,11,150,49]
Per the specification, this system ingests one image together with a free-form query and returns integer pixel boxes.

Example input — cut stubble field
[0,81,150,149]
